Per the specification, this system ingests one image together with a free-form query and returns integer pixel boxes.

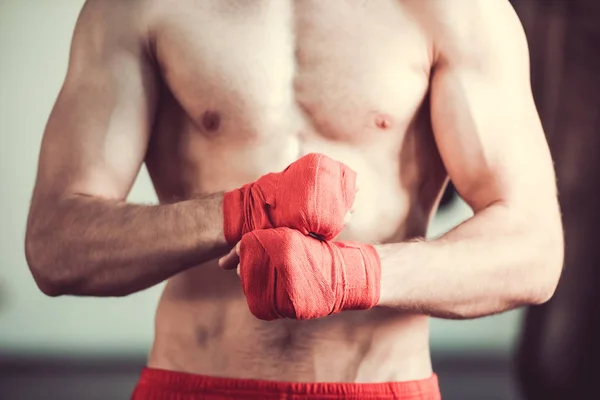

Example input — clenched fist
[238,228,381,321]
[222,153,356,244]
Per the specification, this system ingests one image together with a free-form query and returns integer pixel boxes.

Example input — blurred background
[1,1,597,399]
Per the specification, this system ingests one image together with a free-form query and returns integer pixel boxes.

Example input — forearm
[25,193,228,297]
[376,203,563,319]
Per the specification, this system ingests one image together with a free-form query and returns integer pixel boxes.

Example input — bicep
[34,0,158,202]
[430,1,557,215]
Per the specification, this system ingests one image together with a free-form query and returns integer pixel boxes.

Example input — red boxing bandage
[222,153,356,244]
[239,228,381,321]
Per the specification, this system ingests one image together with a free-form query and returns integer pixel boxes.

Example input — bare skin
[26,0,563,384]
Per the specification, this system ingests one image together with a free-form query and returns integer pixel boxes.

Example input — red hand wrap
[222,153,356,244]
[239,228,381,321]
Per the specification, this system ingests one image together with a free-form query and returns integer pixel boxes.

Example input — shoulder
[406,0,527,67]
[71,0,161,63]
[77,0,155,40]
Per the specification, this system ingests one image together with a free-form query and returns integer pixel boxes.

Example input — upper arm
[33,0,158,204]
[429,0,558,219]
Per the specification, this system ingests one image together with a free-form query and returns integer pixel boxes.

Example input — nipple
[374,113,393,130]
[202,110,221,132]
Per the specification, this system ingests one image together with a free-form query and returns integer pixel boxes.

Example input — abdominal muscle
[149,263,432,382]
[146,150,434,382]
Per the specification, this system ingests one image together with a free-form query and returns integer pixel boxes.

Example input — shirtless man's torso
[150,0,440,382]
[25,0,564,397]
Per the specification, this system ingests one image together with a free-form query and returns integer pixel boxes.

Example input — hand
[217,207,357,271]
[222,153,357,245]
[218,241,241,273]
[230,228,381,321]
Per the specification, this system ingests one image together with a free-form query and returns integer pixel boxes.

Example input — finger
[219,246,240,270]
[236,264,241,278]
[217,247,230,268]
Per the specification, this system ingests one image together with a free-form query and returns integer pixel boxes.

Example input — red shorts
[131,368,441,400]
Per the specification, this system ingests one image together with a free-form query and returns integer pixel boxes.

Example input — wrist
[222,188,245,244]
[336,242,381,311]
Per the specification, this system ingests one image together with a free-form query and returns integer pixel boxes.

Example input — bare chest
[147,0,441,242]
[152,0,431,140]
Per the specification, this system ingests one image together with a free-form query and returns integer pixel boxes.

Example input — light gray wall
[0,0,523,357]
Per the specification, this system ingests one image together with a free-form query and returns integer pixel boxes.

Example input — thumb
[218,242,240,270]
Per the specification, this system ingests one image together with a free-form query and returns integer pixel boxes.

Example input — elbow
[528,280,558,306]
[25,233,129,298]
[27,261,67,298]
[25,232,71,297]
[526,229,564,306]
[34,278,67,298]
[528,261,562,306]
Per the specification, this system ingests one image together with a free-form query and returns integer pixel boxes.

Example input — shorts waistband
[132,367,441,399]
